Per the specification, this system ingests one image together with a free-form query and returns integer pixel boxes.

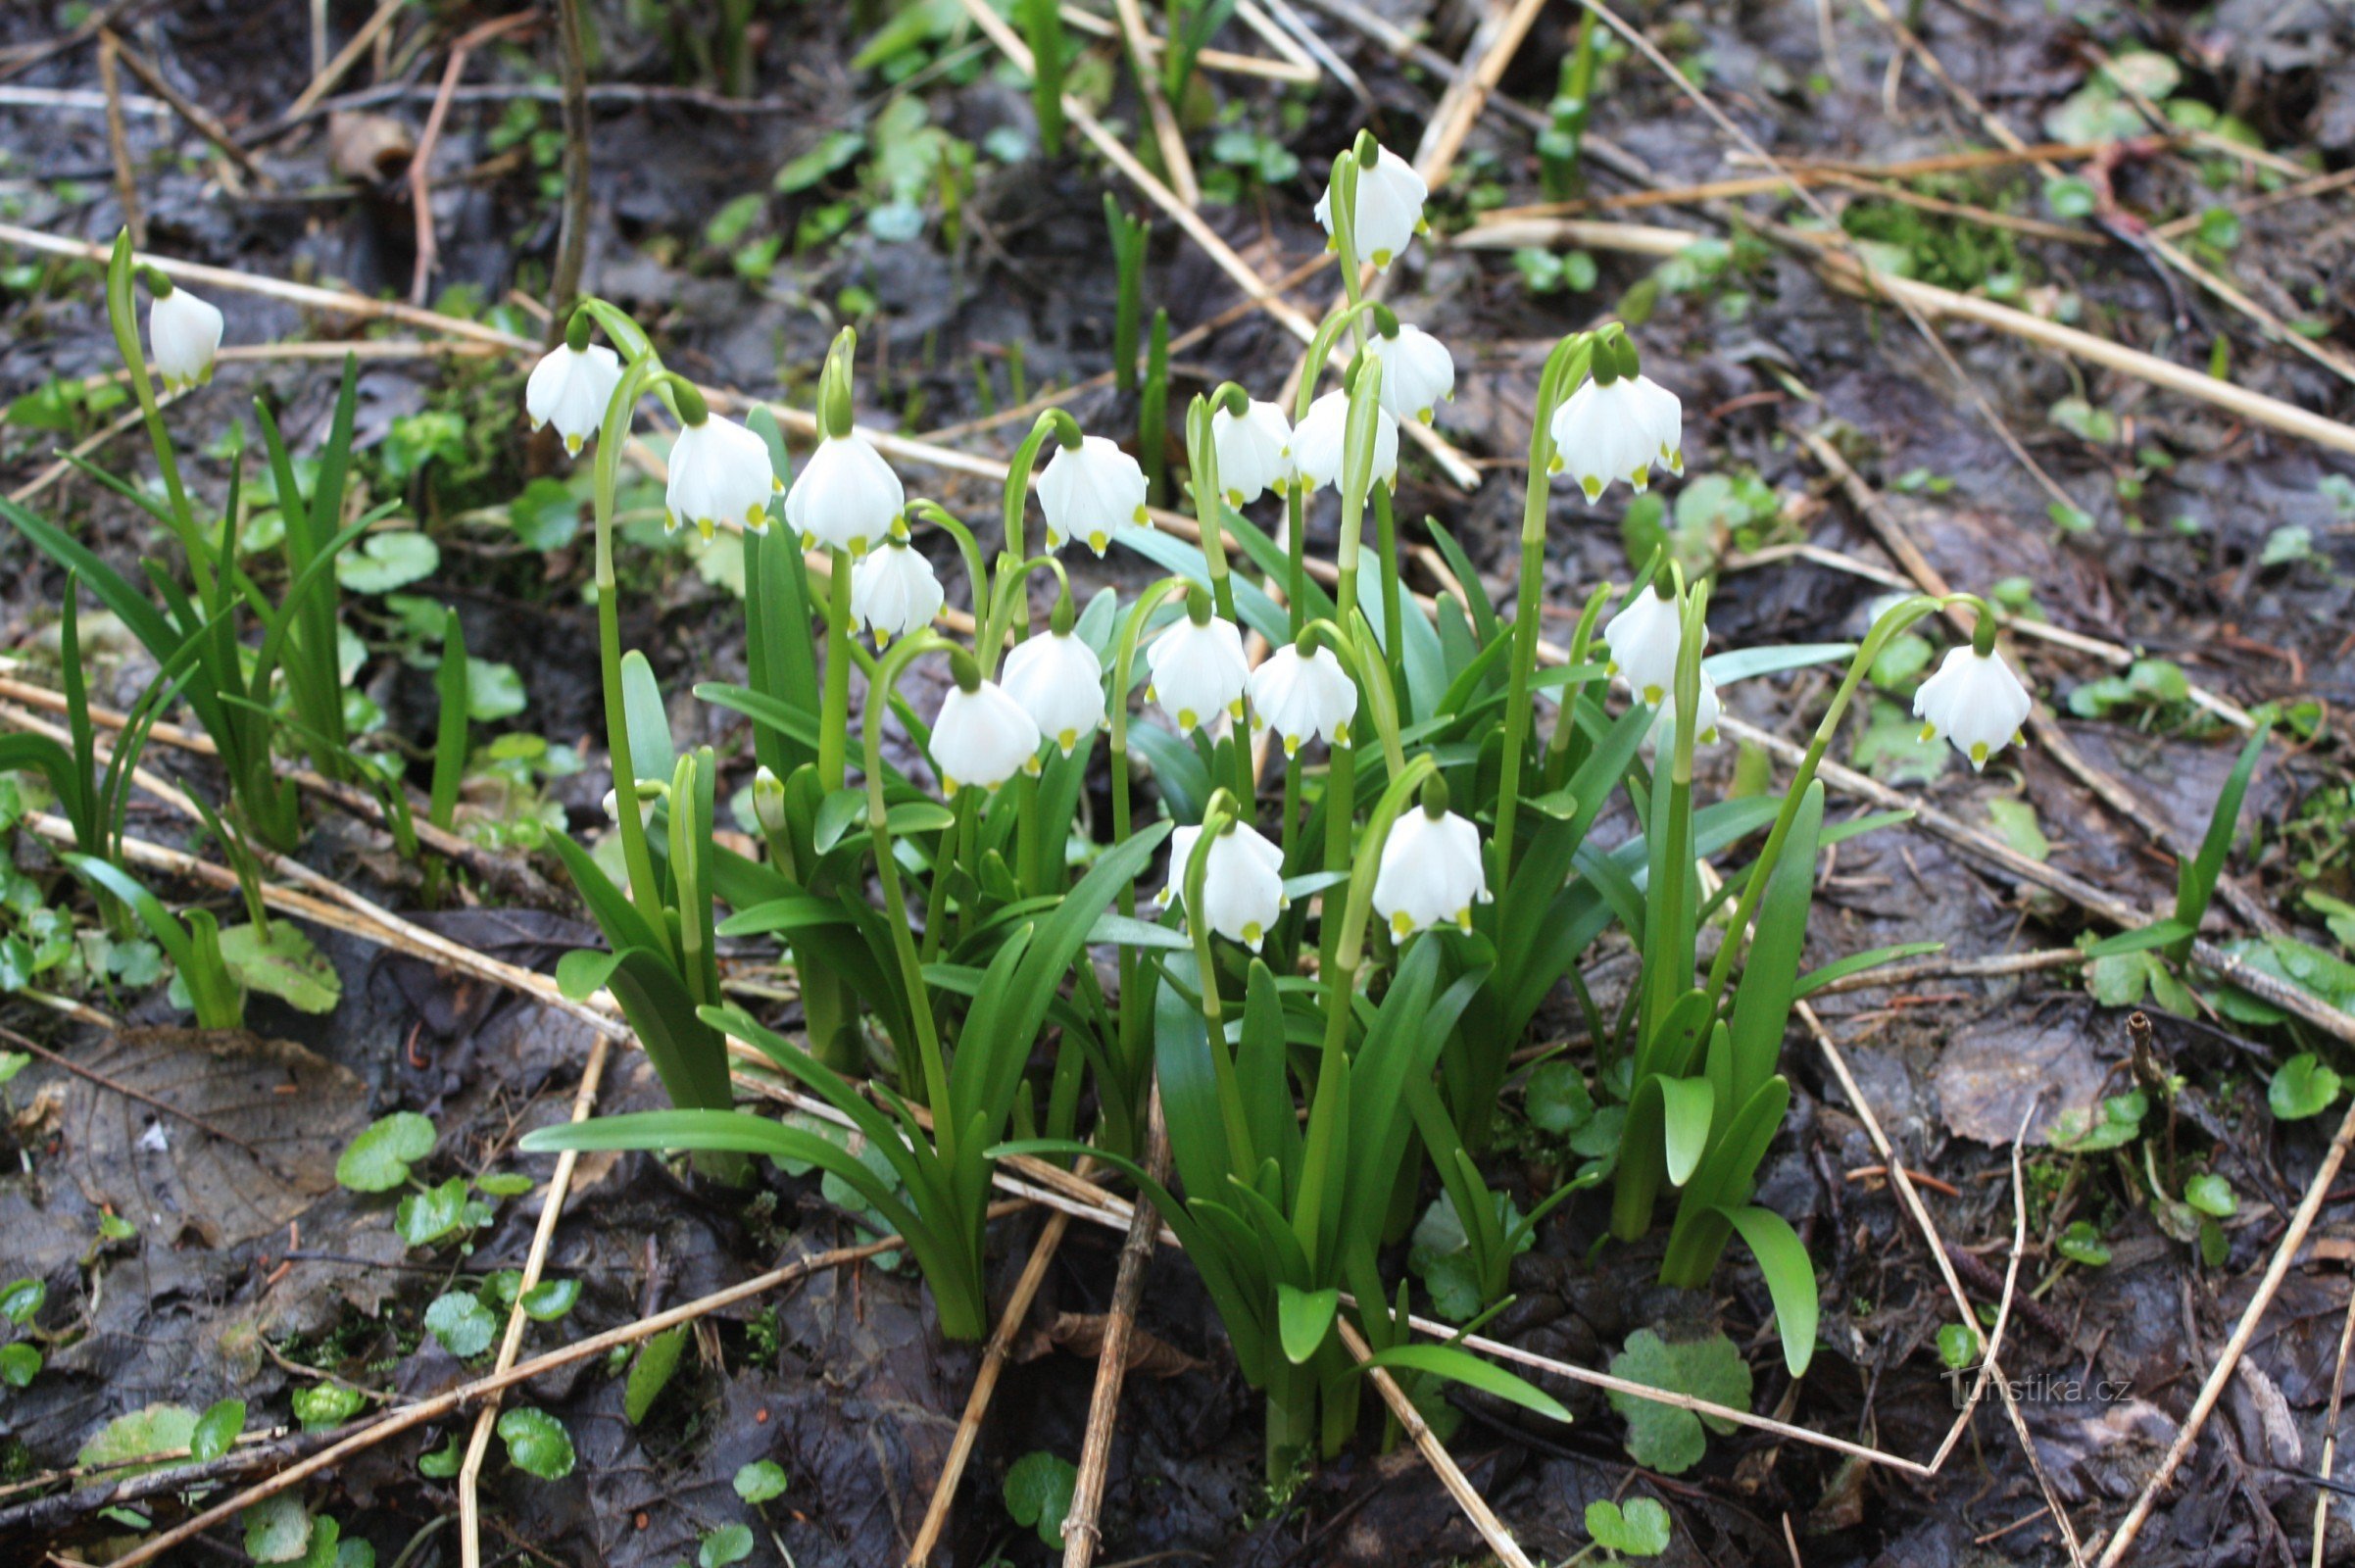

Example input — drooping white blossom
[1165,820,1289,951]
[667,412,779,539]
[849,538,944,647]
[1210,399,1294,506]
[1146,614,1251,734]
[1291,388,1398,494]
[930,679,1042,794]
[1248,641,1357,756]
[1000,629,1106,755]
[1644,669,1722,752]
[149,285,224,392]
[785,431,904,556]
[1039,434,1150,556]
[524,343,622,455]
[1601,587,1689,707]
[1369,325,1454,424]
[1914,645,2032,770]
[1373,807,1491,938]
[1312,139,1430,270]
[1549,373,1683,501]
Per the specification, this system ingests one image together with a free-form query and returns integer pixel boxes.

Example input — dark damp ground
[3,0,2355,1563]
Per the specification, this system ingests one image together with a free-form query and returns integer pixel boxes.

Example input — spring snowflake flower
[1001,629,1105,756]
[1601,586,1689,707]
[1549,371,1683,501]
[1914,645,2032,770]
[1210,399,1294,506]
[1146,611,1250,734]
[1248,637,1356,755]
[1039,434,1150,556]
[667,411,778,540]
[1312,138,1429,270]
[849,538,943,647]
[524,342,622,455]
[1165,820,1289,951]
[1291,388,1398,494]
[1373,798,1491,938]
[931,675,1042,795]
[1644,669,1722,752]
[601,778,666,830]
[785,430,903,556]
[1369,325,1454,424]
[148,282,224,392]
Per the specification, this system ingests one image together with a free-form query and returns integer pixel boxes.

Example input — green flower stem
[1292,299,1384,425]
[1002,409,1082,577]
[816,547,857,791]
[590,351,673,952]
[1184,399,1240,633]
[1494,331,1598,905]
[975,552,1065,679]
[1182,790,1257,1173]
[1696,592,1947,1014]
[1318,739,1356,980]
[106,237,204,589]
[907,500,991,634]
[1300,614,1405,781]
[1318,754,1438,1061]
[1108,578,1190,915]
[1285,486,1307,636]
[1325,152,1364,321]
[1542,582,1615,792]
[922,789,976,964]
[1372,482,1402,689]
[1333,358,1385,631]
[864,632,957,1140]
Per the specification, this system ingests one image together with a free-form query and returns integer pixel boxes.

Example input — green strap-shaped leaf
[1724,1203,1818,1377]
[1276,1285,1339,1365]
[1357,1343,1572,1424]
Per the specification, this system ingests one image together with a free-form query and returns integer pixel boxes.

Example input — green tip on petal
[1391,910,1414,939]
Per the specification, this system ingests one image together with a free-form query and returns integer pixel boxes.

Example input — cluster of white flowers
[498,127,2034,955]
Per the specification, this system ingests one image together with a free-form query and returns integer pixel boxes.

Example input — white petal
[931,681,1041,791]
[1292,389,1398,494]
[850,541,944,643]
[666,414,777,536]
[1210,399,1294,506]
[149,288,223,390]
[1601,590,1688,707]
[1370,325,1454,423]
[1038,435,1149,555]
[786,432,904,554]
[1001,631,1106,753]
[1147,617,1251,733]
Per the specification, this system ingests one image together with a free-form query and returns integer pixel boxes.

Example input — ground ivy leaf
[0,1342,41,1387]
[1,1277,42,1325]
[76,1403,197,1470]
[1524,1060,1595,1134]
[216,921,343,1013]
[242,1492,314,1563]
[734,1459,788,1503]
[1004,1449,1078,1548]
[1587,1495,1672,1556]
[396,1177,472,1249]
[336,1112,437,1193]
[1605,1329,1753,1475]
[699,1523,755,1568]
[519,1279,580,1322]
[2271,1054,2342,1120]
[337,531,441,594]
[291,1383,365,1431]
[424,1292,499,1357]
[497,1406,575,1479]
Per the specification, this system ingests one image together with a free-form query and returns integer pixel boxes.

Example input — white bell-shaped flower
[524,343,622,456]
[1248,639,1357,755]
[1210,399,1294,506]
[1001,629,1105,756]
[149,284,223,392]
[1369,325,1454,424]
[931,677,1042,795]
[1146,612,1250,734]
[1629,373,1685,476]
[601,778,665,830]
[667,412,778,540]
[1602,587,1689,707]
[1312,139,1430,270]
[1373,802,1492,938]
[1291,388,1398,494]
[1038,434,1150,556]
[1914,644,2032,770]
[1166,820,1289,951]
[786,431,903,556]
[849,538,943,648]
[1643,669,1721,752]
[1549,374,1668,502]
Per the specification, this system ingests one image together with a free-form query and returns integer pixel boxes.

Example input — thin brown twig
[95,29,273,186]
[455,1024,613,1568]
[411,15,539,307]
[2311,1266,2355,1568]
[2092,1088,2355,1565]
[97,33,142,249]
[1060,1087,1170,1568]
[1109,0,1199,206]
[285,0,409,123]
[0,1024,275,1167]
[1333,1317,1538,1568]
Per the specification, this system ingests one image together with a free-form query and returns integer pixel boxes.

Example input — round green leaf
[395,1177,472,1249]
[2056,1220,2112,1267]
[0,1341,40,1387]
[699,1524,755,1568]
[518,1279,580,1322]
[1004,1449,1077,1548]
[1,1276,43,1325]
[77,1403,198,1470]
[242,1493,313,1563]
[291,1383,365,1431]
[424,1292,499,1357]
[191,1397,246,1463]
[336,1112,437,1193]
[475,1172,536,1199]
[2270,1054,2342,1121]
[337,532,441,594]
[497,1406,575,1479]
[2183,1172,2236,1218]
[733,1459,788,1503]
